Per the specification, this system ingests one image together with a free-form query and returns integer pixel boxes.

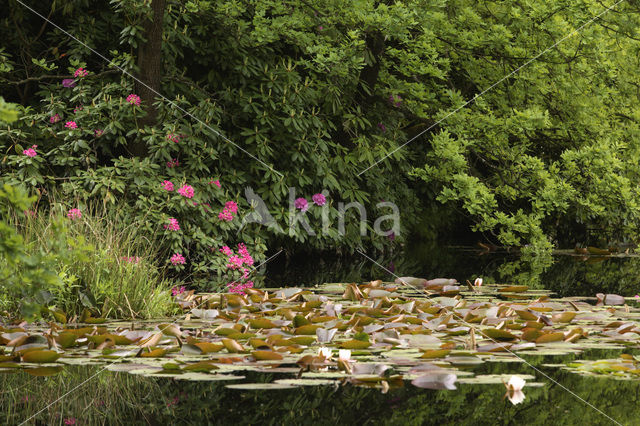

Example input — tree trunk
[130,0,166,157]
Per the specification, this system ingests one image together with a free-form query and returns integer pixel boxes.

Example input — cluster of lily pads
[1,277,639,400]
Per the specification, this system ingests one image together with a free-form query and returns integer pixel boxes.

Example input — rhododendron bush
[1,1,426,289]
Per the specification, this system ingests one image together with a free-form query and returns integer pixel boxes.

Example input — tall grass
[9,201,177,319]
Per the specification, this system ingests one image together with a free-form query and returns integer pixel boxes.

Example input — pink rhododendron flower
[63,418,77,425]
[209,179,221,188]
[177,184,194,198]
[389,94,402,107]
[171,286,186,296]
[227,255,243,269]
[126,94,141,106]
[224,201,238,213]
[227,281,254,294]
[237,243,254,266]
[67,208,82,220]
[166,158,180,168]
[294,197,308,211]
[49,114,61,123]
[74,67,88,77]
[23,145,37,157]
[218,209,233,221]
[74,105,83,113]
[162,180,174,191]
[312,193,326,206]
[164,218,180,231]
[170,253,186,265]
[166,133,180,143]
[94,129,104,137]
[65,121,77,129]
[220,246,234,256]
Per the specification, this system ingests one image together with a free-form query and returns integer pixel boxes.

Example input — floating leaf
[252,350,284,361]
[22,350,60,363]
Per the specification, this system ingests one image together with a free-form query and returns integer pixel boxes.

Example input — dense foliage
[3,0,640,292]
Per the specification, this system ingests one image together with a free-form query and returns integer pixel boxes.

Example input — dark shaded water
[4,248,640,425]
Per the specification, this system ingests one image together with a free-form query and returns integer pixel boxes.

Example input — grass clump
[3,202,178,320]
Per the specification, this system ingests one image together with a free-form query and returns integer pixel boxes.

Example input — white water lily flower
[317,347,332,360]
[506,375,526,392]
[338,349,351,363]
[474,277,483,287]
[507,389,525,405]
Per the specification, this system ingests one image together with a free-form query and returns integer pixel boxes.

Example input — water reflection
[266,246,640,297]
[1,357,637,425]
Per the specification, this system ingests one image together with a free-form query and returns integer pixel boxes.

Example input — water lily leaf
[552,312,577,323]
[140,348,167,358]
[340,340,371,349]
[289,336,316,345]
[139,332,162,348]
[481,329,518,341]
[183,361,219,372]
[294,325,321,335]
[252,350,284,361]
[249,318,278,329]
[499,286,529,293]
[158,323,181,338]
[195,342,225,353]
[535,332,565,344]
[55,332,77,349]
[411,372,457,390]
[22,350,60,363]
[180,344,203,355]
[274,378,337,386]
[226,383,297,390]
[222,338,245,353]
[316,328,337,343]
[420,349,451,359]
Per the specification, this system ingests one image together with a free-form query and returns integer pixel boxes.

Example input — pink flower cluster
[50,114,61,124]
[74,105,83,113]
[164,218,180,231]
[94,129,104,137]
[166,133,181,143]
[218,200,238,222]
[166,158,180,168]
[171,286,186,296]
[220,243,254,295]
[121,256,141,264]
[67,208,82,220]
[177,184,194,198]
[170,253,186,265]
[162,180,174,191]
[74,67,88,77]
[23,145,37,157]
[312,193,326,206]
[65,121,78,129]
[228,281,254,294]
[126,94,141,106]
[209,179,221,188]
[295,193,327,211]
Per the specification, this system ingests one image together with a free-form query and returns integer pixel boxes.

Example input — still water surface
[3,248,639,425]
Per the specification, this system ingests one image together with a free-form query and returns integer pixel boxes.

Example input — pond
[2,247,640,425]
